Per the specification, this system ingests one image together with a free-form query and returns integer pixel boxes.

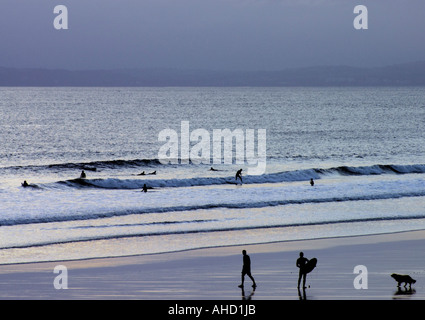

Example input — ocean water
[0,86,424,264]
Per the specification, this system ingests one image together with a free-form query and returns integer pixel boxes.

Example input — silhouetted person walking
[296,252,309,289]
[238,250,256,288]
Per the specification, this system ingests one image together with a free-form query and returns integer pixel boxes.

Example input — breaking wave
[40,163,425,190]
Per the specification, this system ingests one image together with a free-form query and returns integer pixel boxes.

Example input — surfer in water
[138,171,155,176]
[142,184,148,192]
[235,169,243,183]
[310,178,314,186]
[296,252,309,289]
[80,170,86,179]
[21,180,38,189]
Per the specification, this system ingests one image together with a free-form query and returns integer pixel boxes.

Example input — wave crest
[47,163,425,190]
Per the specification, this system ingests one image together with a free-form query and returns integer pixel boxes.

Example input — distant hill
[1,61,425,86]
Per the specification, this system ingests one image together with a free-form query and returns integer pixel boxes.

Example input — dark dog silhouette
[391,273,416,287]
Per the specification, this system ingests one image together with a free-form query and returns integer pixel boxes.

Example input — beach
[1,230,424,301]
[1,87,424,304]
[2,1,425,314]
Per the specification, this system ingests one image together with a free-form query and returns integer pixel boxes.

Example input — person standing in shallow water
[238,250,256,288]
[296,252,309,289]
[235,169,243,183]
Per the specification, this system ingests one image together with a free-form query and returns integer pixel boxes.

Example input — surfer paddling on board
[296,252,309,289]
[235,169,243,183]
[238,250,257,288]
[138,171,156,176]
[21,180,39,189]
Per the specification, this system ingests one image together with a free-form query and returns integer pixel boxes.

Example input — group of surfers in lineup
[22,168,316,191]
[238,250,313,290]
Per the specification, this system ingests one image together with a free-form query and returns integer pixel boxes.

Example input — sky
[1,0,425,71]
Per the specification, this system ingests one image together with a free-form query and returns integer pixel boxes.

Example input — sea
[0,86,424,265]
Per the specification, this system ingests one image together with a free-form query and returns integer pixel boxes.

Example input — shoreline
[1,229,425,300]
[2,229,424,268]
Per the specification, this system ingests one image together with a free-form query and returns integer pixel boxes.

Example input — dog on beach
[391,273,416,287]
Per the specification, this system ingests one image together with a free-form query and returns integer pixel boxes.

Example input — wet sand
[0,230,424,301]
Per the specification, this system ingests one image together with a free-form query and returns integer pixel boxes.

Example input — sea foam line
[2,214,425,251]
[1,191,425,227]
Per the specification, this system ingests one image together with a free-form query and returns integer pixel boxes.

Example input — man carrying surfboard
[296,252,318,289]
[296,252,309,289]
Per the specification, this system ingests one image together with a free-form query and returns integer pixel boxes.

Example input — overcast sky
[1,0,424,71]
